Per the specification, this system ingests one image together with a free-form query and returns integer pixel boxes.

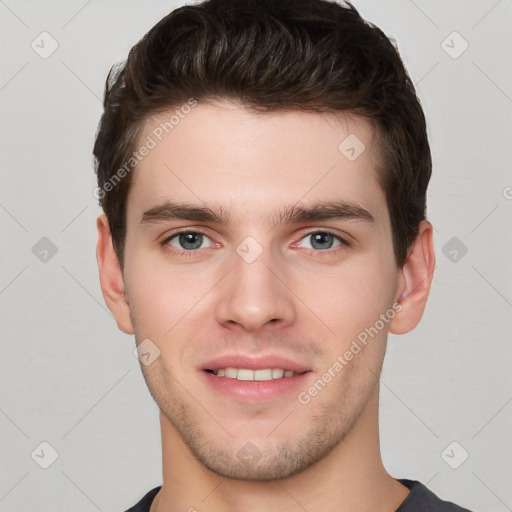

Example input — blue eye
[161,230,348,257]
[167,232,213,251]
[300,232,344,250]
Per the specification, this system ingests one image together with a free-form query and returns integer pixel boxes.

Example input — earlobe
[389,220,436,335]
[96,213,134,335]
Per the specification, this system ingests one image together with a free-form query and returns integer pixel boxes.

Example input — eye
[166,231,214,251]
[299,232,345,251]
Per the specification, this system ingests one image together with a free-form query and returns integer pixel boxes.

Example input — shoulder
[397,480,475,512]
[123,486,161,512]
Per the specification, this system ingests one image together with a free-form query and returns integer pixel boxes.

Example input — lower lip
[201,371,313,402]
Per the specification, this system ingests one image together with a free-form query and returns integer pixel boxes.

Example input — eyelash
[160,230,216,259]
[160,229,350,258]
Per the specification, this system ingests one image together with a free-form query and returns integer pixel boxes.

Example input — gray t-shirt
[124,479,474,511]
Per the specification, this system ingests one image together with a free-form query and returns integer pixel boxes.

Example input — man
[93,0,473,510]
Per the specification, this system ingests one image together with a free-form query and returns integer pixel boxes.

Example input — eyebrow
[139,200,375,227]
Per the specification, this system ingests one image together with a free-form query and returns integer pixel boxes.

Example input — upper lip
[201,355,311,373]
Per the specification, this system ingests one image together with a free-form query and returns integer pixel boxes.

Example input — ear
[389,220,436,335]
[96,212,134,335]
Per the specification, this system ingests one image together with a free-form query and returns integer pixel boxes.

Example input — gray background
[1,0,511,510]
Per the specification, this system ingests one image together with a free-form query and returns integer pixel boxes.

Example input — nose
[214,243,296,333]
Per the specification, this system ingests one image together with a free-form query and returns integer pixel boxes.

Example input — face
[119,100,404,480]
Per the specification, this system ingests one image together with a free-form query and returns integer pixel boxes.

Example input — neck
[152,390,408,512]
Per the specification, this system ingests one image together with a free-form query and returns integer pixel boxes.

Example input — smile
[206,368,302,380]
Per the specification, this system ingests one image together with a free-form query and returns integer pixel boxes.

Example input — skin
[97,100,435,512]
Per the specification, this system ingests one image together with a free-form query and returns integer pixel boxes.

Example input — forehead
[127,100,387,226]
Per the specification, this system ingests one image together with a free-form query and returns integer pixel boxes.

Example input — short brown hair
[93,0,431,268]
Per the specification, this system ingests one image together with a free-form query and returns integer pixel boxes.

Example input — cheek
[123,244,222,343]
[293,257,398,344]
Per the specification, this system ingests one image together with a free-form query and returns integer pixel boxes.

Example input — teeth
[254,369,272,381]
[225,367,238,379]
[212,368,299,381]
[237,368,254,381]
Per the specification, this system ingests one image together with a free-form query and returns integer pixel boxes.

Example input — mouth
[205,367,303,380]
[201,355,313,402]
